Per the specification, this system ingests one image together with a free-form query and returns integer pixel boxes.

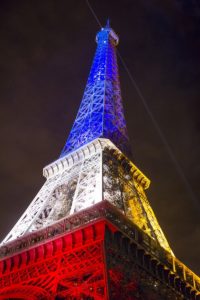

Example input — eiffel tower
[0,21,199,300]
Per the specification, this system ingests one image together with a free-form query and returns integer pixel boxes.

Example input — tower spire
[60,23,132,158]
[106,18,110,28]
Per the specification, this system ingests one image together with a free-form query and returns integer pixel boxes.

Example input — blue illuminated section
[60,23,132,158]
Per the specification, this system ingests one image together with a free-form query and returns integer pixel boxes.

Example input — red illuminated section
[0,211,200,299]
[0,202,199,299]
[0,221,114,299]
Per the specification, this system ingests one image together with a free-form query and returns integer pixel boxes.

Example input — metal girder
[0,221,109,300]
[0,220,198,300]
[1,139,172,256]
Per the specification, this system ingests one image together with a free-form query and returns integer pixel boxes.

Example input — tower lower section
[0,202,199,299]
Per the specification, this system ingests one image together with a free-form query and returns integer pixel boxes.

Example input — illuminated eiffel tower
[0,21,199,300]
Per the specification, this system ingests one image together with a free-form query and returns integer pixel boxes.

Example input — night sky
[0,1,200,274]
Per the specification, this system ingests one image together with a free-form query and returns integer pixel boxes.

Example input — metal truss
[102,146,173,254]
[1,138,173,256]
[1,139,103,244]
[104,227,186,300]
[60,23,131,158]
[1,201,199,296]
[0,221,108,300]
[0,219,199,299]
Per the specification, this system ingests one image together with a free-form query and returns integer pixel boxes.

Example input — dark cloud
[0,0,199,275]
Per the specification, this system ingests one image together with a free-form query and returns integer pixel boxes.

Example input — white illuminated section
[1,139,112,245]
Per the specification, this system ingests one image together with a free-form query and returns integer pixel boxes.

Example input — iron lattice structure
[0,22,199,299]
[1,138,172,255]
[60,22,131,158]
[0,203,200,299]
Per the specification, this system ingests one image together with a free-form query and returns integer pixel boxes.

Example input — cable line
[86,0,200,212]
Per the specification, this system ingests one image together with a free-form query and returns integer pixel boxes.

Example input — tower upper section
[0,22,173,257]
[60,22,131,158]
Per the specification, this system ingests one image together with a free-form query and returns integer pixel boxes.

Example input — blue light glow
[60,25,131,158]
